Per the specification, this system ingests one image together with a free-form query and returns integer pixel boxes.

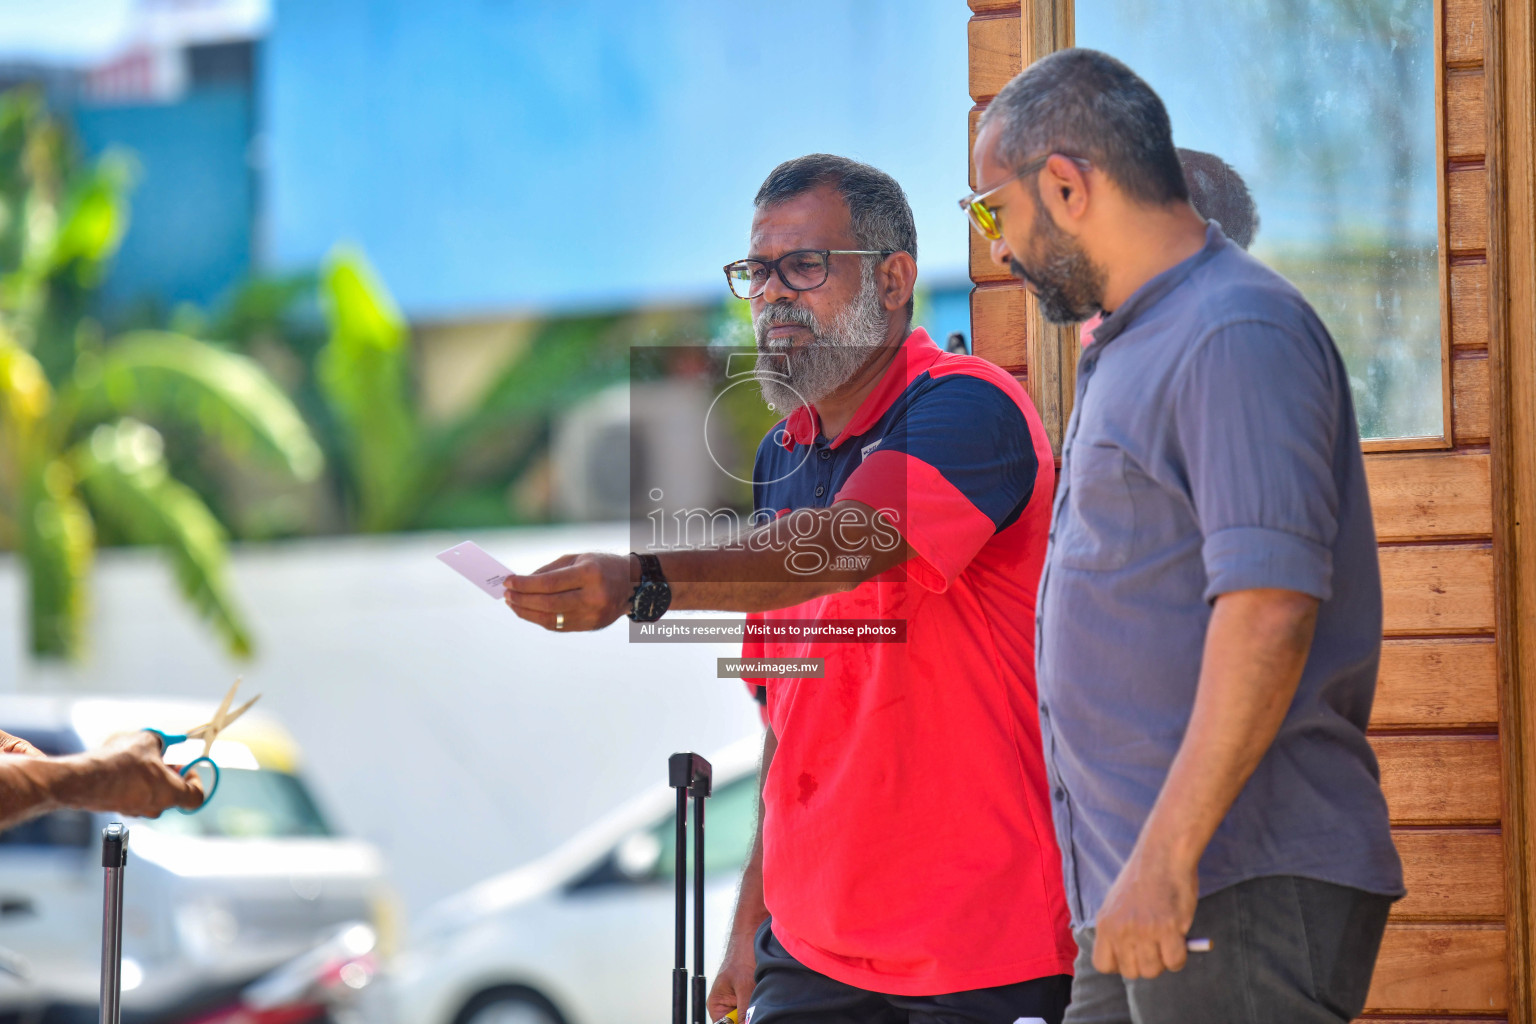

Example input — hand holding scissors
[144,679,261,814]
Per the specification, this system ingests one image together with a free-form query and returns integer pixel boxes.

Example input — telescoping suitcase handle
[100,823,129,1024]
[669,752,717,1024]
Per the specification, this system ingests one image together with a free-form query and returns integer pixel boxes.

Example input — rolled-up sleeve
[1175,318,1341,603]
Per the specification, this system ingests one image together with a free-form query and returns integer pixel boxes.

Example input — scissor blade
[217,694,261,731]
[184,694,261,742]
[200,679,242,757]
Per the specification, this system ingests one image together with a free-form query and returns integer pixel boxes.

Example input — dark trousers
[748,918,1073,1024]
[1063,876,1393,1024]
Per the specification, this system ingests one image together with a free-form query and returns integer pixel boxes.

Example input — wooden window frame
[1488,0,1536,1017]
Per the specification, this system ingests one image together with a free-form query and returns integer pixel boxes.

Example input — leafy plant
[0,88,321,659]
[312,246,629,532]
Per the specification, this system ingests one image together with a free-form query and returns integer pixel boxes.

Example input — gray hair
[979,48,1188,206]
[754,154,917,320]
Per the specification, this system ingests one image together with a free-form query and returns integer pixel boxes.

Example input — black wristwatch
[628,553,672,622]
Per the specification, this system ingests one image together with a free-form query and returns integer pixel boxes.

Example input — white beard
[753,263,889,413]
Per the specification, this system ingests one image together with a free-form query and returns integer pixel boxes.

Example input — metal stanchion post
[99,823,128,1024]
[691,767,711,1024]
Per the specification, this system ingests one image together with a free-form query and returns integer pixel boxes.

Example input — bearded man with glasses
[505,153,1076,1023]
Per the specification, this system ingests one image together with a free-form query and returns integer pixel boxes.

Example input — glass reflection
[1076,0,1440,440]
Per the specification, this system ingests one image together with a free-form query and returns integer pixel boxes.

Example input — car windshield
[140,768,334,839]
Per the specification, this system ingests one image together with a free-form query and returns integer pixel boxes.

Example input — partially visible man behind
[1078,147,1259,347]
[1176,148,1257,250]
[0,728,204,830]
[965,49,1402,1023]
[507,154,1076,1022]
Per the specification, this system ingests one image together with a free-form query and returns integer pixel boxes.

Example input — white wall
[0,526,762,925]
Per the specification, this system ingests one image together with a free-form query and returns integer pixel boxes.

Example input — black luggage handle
[669,752,713,1024]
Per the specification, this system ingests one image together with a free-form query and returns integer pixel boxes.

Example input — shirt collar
[781,328,942,450]
[1090,221,1229,348]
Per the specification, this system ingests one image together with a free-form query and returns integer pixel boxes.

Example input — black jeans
[1064,876,1393,1024]
[748,918,1073,1024]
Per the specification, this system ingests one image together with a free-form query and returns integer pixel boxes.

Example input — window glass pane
[1075,0,1441,440]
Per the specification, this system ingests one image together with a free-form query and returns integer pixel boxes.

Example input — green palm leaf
[67,331,323,481]
[20,460,93,658]
[316,246,419,531]
[73,418,252,658]
[44,151,133,282]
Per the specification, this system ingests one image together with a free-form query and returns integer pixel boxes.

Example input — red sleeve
[836,450,997,593]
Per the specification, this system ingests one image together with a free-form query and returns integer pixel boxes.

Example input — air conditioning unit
[551,379,734,522]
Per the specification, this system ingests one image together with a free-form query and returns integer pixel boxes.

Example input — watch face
[633,580,671,621]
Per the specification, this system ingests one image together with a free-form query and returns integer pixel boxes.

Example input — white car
[0,696,397,1021]
[383,735,763,1024]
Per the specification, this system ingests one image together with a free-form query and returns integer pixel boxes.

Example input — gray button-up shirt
[1038,223,1404,927]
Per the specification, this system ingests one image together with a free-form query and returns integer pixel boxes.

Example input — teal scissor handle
[143,729,219,814]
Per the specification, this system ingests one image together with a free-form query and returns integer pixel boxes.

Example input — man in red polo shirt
[504,154,1075,1023]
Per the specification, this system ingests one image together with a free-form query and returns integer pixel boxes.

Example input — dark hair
[754,153,917,319]
[1178,148,1259,250]
[980,48,1188,206]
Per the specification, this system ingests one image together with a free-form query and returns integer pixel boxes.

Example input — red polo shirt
[742,330,1074,995]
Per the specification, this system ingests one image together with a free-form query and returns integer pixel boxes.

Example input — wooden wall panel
[970,284,1030,371]
[1445,0,1486,67]
[1380,544,1494,636]
[1449,165,1491,252]
[970,227,1014,283]
[1451,261,1490,350]
[1367,452,1492,541]
[1455,353,1491,443]
[1394,830,1506,920]
[1376,735,1502,825]
[968,13,1021,101]
[1368,925,1507,1013]
[968,107,983,189]
[1448,70,1489,160]
[1375,638,1500,728]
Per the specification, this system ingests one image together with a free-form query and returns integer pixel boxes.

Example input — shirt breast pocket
[1055,443,1137,572]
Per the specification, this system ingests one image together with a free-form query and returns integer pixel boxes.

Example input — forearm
[0,756,83,831]
[1134,589,1319,871]
[664,503,910,614]
[726,728,777,944]
[664,549,851,613]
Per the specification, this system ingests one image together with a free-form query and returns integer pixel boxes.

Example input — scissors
[144,679,261,814]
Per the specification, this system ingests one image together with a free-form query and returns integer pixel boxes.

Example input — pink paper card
[437,541,513,599]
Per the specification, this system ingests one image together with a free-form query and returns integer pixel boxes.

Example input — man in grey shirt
[963,49,1403,1023]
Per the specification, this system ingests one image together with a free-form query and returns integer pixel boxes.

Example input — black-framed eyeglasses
[723,248,895,300]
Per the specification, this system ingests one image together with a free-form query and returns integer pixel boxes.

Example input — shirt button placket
[815,442,832,503]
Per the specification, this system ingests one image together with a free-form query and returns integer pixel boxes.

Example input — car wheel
[453,986,566,1024]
